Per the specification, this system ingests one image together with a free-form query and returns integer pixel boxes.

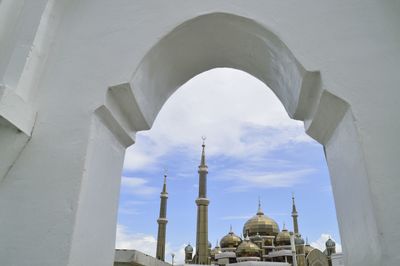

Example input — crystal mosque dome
[243,202,280,237]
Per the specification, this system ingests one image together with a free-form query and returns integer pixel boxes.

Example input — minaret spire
[156,173,168,261]
[291,193,299,235]
[257,197,264,215]
[195,137,210,264]
[162,170,167,193]
[200,136,206,166]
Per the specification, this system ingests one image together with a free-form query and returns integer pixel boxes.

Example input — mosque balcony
[215,251,236,259]
[197,166,208,173]
[264,249,293,258]
[157,218,168,224]
[220,247,237,253]
[274,245,292,250]
[195,198,210,206]
[236,256,261,262]
[262,245,275,249]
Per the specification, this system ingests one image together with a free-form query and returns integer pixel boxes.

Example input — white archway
[102,12,377,266]
[1,2,397,266]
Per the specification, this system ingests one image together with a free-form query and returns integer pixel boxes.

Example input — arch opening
[118,68,341,265]
[129,12,324,133]
[108,11,357,265]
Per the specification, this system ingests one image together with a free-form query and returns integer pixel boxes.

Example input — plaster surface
[0,1,399,265]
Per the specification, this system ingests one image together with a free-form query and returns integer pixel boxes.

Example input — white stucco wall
[0,1,399,266]
[331,253,345,266]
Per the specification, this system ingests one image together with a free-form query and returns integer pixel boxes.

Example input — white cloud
[220,215,252,220]
[121,176,158,196]
[310,233,342,253]
[170,244,188,265]
[123,68,314,172]
[116,224,157,255]
[118,200,149,216]
[221,168,315,192]
[115,224,188,265]
[124,150,156,172]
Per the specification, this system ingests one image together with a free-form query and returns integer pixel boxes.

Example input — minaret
[291,194,299,235]
[195,137,210,264]
[156,174,168,261]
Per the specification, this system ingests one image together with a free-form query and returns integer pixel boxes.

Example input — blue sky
[115,68,341,264]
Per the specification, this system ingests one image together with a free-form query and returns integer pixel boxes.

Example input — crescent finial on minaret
[199,137,207,167]
[201,136,206,145]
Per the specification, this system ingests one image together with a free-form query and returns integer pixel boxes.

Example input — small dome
[220,229,242,248]
[243,203,279,237]
[185,244,193,253]
[236,236,260,258]
[275,226,291,246]
[325,237,336,248]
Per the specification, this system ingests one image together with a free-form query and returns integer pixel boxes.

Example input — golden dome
[275,225,291,246]
[236,236,260,258]
[220,228,242,248]
[243,202,279,237]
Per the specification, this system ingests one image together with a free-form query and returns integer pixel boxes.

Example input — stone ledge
[0,85,35,182]
[0,85,36,136]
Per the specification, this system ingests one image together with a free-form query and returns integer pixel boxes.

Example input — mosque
[155,141,344,266]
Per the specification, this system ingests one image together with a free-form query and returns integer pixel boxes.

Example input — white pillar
[0,110,130,265]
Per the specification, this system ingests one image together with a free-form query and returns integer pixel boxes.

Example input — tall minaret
[195,137,210,264]
[291,194,299,235]
[156,174,168,261]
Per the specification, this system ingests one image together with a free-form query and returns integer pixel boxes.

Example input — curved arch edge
[94,82,152,148]
[305,89,349,145]
[130,12,314,128]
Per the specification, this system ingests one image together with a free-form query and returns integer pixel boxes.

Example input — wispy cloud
[220,168,315,192]
[118,200,149,216]
[117,68,335,261]
[320,185,333,194]
[123,68,313,173]
[116,224,157,255]
[220,215,252,220]
[121,176,158,196]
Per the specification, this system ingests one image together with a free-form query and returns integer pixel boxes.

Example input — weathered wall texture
[0,1,399,265]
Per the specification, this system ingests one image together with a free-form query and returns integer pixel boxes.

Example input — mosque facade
[156,142,343,266]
